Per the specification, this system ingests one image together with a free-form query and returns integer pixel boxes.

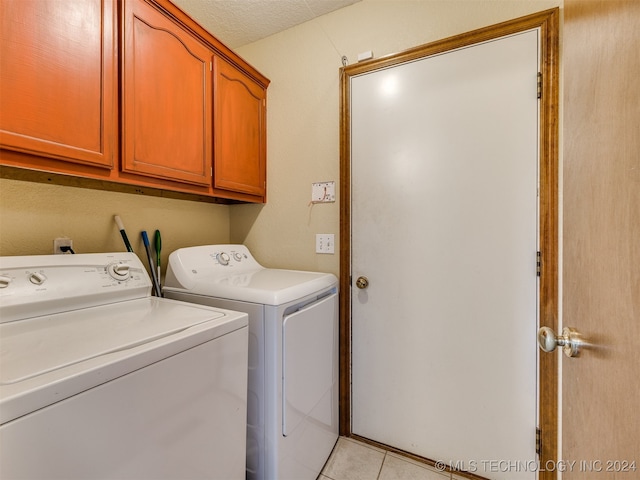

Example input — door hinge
[537,72,542,99]
[536,427,542,456]
[536,251,542,277]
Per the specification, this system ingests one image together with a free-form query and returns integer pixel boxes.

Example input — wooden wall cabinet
[1,0,269,204]
[213,56,267,200]
[122,0,212,188]
[0,0,118,171]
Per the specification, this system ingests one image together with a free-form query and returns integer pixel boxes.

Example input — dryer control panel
[213,249,249,267]
[164,245,265,292]
[204,245,261,272]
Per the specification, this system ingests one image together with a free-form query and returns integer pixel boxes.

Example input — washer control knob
[232,252,243,262]
[107,263,131,281]
[218,252,230,266]
[0,275,13,288]
[29,272,47,285]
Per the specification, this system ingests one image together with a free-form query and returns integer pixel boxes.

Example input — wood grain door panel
[122,0,212,187]
[562,0,640,475]
[213,56,266,198]
[0,0,117,168]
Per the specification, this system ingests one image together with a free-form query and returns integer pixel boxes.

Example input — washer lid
[0,297,247,424]
[172,268,337,305]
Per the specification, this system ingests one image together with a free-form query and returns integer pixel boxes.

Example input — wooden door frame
[339,9,559,479]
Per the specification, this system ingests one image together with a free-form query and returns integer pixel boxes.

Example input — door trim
[339,9,559,479]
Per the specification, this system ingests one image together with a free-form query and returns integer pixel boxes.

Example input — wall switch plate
[316,234,335,254]
[311,181,336,203]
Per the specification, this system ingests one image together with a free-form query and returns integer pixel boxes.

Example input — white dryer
[164,245,339,480]
[0,252,248,479]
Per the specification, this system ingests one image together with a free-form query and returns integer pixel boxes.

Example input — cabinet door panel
[0,0,116,168]
[213,57,266,198]
[123,0,212,186]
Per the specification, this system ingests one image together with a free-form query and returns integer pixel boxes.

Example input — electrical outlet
[311,181,336,203]
[316,234,335,254]
[54,237,73,254]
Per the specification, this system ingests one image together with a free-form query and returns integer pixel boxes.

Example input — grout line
[376,451,388,480]
[324,436,460,480]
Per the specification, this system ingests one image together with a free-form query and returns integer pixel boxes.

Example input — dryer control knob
[218,252,230,266]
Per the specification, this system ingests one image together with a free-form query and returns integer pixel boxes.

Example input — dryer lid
[164,245,337,305]
[176,268,337,305]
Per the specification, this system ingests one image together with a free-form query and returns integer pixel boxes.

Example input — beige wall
[234,0,560,276]
[0,179,230,280]
[0,0,560,279]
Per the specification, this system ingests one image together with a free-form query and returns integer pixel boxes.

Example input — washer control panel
[0,253,151,323]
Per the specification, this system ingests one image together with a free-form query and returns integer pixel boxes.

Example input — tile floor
[319,437,469,480]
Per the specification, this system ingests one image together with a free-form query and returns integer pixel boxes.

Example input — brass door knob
[355,276,369,289]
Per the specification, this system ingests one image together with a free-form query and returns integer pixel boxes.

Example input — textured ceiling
[171,0,361,49]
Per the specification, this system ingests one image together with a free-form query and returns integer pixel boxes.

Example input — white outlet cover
[53,237,73,254]
[311,182,336,203]
[316,234,335,254]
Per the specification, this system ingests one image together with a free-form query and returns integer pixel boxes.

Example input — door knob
[538,326,583,357]
[355,276,369,289]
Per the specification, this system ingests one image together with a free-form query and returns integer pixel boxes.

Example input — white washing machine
[0,252,248,479]
[163,245,339,480]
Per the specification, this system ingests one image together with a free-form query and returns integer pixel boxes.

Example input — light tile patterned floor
[319,437,470,480]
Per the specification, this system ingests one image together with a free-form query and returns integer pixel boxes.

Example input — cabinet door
[213,56,266,199]
[0,0,117,168]
[122,0,212,187]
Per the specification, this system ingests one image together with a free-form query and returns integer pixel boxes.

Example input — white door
[351,30,540,480]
